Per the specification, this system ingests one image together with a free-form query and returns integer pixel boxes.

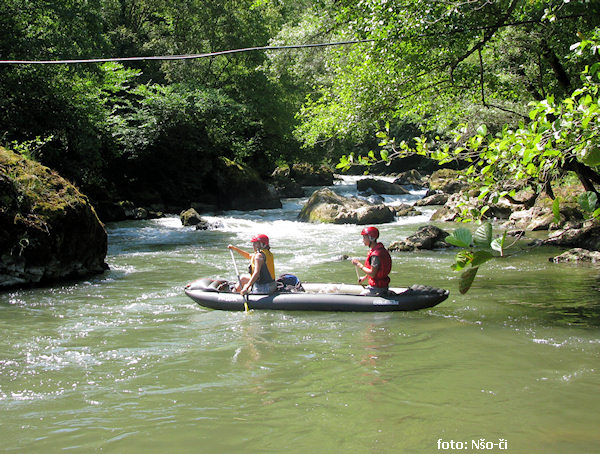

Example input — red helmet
[361,226,379,239]
[251,234,270,246]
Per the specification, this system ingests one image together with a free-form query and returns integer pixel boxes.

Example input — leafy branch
[338,30,600,216]
[445,222,507,294]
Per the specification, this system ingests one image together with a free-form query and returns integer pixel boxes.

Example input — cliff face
[0,147,107,288]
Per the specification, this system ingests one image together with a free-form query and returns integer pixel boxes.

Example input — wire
[0,40,373,65]
[0,12,584,66]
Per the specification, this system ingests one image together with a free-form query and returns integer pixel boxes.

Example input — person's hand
[227,244,233,249]
[351,258,360,266]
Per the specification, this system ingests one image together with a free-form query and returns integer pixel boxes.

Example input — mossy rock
[428,169,469,194]
[298,188,394,224]
[0,147,107,288]
[290,163,334,186]
[215,157,282,210]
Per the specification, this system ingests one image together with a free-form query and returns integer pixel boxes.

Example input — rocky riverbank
[292,167,600,263]
[4,146,599,290]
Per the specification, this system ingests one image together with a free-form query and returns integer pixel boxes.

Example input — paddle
[229,247,249,312]
[352,257,366,287]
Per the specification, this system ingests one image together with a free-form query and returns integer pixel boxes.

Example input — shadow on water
[449,244,600,329]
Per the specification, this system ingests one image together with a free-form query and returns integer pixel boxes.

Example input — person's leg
[360,286,388,296]
[235,275,250,292]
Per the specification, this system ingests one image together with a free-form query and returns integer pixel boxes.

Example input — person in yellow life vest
[228,234,276,295]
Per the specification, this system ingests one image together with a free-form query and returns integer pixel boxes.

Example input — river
[1,176,599,453]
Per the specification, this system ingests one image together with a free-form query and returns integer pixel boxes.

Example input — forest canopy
[1,0,599,208]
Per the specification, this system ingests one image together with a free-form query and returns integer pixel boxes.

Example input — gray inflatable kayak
[184,278,449,312]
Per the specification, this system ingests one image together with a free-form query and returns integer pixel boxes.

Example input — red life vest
[365,242,392,288]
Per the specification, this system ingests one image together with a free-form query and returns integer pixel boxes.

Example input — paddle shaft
[229,248,249,311]
[230,248,242,282]
[355,262,366,287]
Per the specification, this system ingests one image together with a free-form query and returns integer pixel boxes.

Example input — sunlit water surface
[1,177,599,453]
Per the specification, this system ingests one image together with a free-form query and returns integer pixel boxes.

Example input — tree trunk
[541,42,571,91]
[561,159,600,195]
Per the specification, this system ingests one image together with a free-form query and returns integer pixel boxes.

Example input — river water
[1,177,599,453]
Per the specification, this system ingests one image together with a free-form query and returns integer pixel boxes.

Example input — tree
[364,30,600,211]
[377,30,600,294]
[293,0,600,154]
[0,0,313,203]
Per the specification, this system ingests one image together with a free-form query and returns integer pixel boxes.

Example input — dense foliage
[337,29,600,209]
[0,0,308,204]
[1,0,599,213]
[295,0,600,145]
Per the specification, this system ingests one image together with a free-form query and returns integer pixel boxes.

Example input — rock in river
[0,147,108,288]
[298,188,395,224]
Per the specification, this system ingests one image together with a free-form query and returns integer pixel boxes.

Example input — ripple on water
[2,179,600,453]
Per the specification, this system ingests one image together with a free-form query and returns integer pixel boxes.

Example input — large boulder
[95,200,163,222]
[335,204,396,225]
[0,147,107,288]
[389,225,451,251]
[271,163,334,190]
[289,163,334,186]
[269,167,305,198]
[215,157,282,210]
[431,191,524,222]
[392,170,427,187]
[504,203,584,231]
[428,169,469,194]
[550,248,600,263]
[392,204,423,217]
[415,192,449,206]
[180,208,208,228]
[357,178,409,195]
[430,193,467,221]
[298,188,394,224]
[542,220,600,251]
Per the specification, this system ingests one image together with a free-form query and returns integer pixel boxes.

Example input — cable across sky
[0,40,373,65]
[0,13,584,66]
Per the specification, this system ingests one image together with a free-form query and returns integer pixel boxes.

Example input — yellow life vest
[251,249,275,283]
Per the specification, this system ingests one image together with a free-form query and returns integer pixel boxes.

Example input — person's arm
[241,253,264,295]
[228,244,251,260]
[352,256,380,281]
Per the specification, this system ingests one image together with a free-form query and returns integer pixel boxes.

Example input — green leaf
[580,145,600,166]
[335,155,350,170]
[552,198,561,224]
[452,250,474,271]
[445,228,473,248]
[459,267,479,294]
[491,231,507,256]
[578,191,598,213]
[473,222,492,248]
[471,250,494,267]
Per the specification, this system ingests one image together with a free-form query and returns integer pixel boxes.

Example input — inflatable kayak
[184,278,449,312]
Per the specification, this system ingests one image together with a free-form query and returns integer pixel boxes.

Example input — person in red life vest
[228,234,277,295]
[351,226,392,295]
